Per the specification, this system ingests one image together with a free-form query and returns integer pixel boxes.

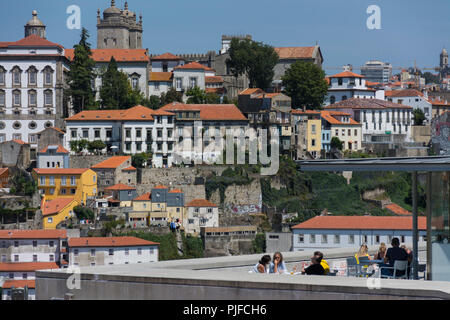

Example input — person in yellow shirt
[314,251,330,275]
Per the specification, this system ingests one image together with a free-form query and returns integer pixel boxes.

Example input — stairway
[175,230,184,256]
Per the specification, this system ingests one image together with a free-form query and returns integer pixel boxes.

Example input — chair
[358,256,373,277]
[379,260,408,279]
[346,257,360,277]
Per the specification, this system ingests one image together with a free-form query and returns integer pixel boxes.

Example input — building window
[14,241,19,247]
[14,254,19,262]
[298,234,304,243]
[138,248,142,255]
[12,68,21,86]
[49,241,54,247]
[28,67,37,86]
[70,176,76,185]
[74,249,79,256]
[44,90,53,106]
[82,130,89,138]
[61,176,67,186]
[363,235,368,243]
[13,90,21,106]
[90,249,95,257]
[310,234,315,243]
[109,249,114,256]
[189,77,197,88]
[94,129,100,139]
[40,176,46,185]
[330,96,335,104]
[33,240,37,247]
[49,176,55,186]
[125,248,129,256]
[0,90,4,107]
[49,254,54,261]
[33,254,37,262]
[401,235,405,243]
[375,235,380,244]
[176,78,182,89]
[0,67,5,85]
[321,234,327,243]
[44,68,53,85]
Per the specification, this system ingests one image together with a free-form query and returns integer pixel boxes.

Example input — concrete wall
[412,125,431,144]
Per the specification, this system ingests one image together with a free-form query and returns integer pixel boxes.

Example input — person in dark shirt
[301,256,325,275]
[381,237,408,277]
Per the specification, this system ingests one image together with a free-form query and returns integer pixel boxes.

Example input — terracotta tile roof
[68,236,159,247]
[292,216,426,230]
[329,71,365,78]
[385,203,412,216]
[325,77,330,85]
[153,185,168,189]
[42,198,76,217]
[151,52,182,60]
[66,105,157,121]
[37,126,66,135]
[0,229,67,239]
[150,72,173,82]
[0,34,63,49]
[173,61,213,71]
[168,189,183,193]
[186,199,218,207]
[33,168,90,175]
[205,88,225,94]
[1,280,36,289]
[38,145,69,154]
[274,46,316,59]
[291,109,321,115]
[366,81,381,86]
[205,76,223,83]
[65,49,149,62]
[0,168,8,175]
[324,98,412,110]
[92,156,131,169]
[263,93,282,98]
[122,166,137,171]
[239,88,265,95]
[11,139,28,145]
[160,102,248,121]
[0,262,60,272]
[105,183,136,191]
[388,89,424,98]
[428,98,450,106]
[320,111,360,126]
[133,192,151,201]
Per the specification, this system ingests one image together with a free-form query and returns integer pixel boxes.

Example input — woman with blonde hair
[354,243,371,264]
[375,242,387,260]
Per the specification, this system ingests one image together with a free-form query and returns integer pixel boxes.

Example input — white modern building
[185,199,219,235]
[292,215,427,251]
[0,229,68,300]
[386,89,432,123]
[67,236,159,267]
[325,71,376,106]
[64,105,176,167]
[324,98,414,144]
[0,11,69,153]
[360,60,393,84]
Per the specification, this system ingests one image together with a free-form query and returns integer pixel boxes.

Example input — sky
[1,0,450,75]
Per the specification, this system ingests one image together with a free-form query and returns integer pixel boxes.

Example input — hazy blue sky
[1,0,449,75]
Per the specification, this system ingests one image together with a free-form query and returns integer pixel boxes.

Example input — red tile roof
[122,166,137,171]
[160,102,248,121]
[169,189,183,193]
[105,183,136,191]
[0,34,63,49]
[42,198,76,217]
[37,126,65,135]
[205,88,225,94]
[428,98,450,106]
[153,185,168,189]
[205,76,223,83]
[92,156,131,169]
[33,168,90,175]
[0,230,67,239]
[151,52,182,60]
[292,216,426,230]
[66,105,174,121]
[1,280,36,289]
[324,98,413,110]
[11,139,28,145]
[38,145,69,154]
[385,203,412,216]
[133,192,151,201]
[0,262,60,271]
[387,89,424,98]
[291,109,321,115]
[68,236,159,247]
[65,49,149,62]
[0,168,8,176]
[274,46,316,59]
[239,88,265,95]
[186,199,218,207]
[320,111,360,126]
[150,72,173,82]
[173,61,214,71]
[329,71,365,78]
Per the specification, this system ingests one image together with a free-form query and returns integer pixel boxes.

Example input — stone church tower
[24,10,46,39]
[97,0,143,49]
[440,48,449,79]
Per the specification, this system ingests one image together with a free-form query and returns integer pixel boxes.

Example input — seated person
[314,251,330,275]
[269,252,288,274]
[253,255,271,273]
[381,237,408,277]
[301,256,325,275]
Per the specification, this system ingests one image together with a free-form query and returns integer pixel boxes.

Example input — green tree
[186,86,207,104]
[145,95,162,109]
[282,61,328,110]
[330,137,344,150]
[132,152,152,168]
[73,205,95,221]
[70,139,88,153]
[160,87,183,105]
[100,56,130,109]
[66,28,96,114]
[227,38,279,90]
[413,108,426,125]
[87,140,106,154]
[10,170,36,196]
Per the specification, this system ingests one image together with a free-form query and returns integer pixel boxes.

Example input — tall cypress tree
[100,56,131,109]
[67,28,96,114]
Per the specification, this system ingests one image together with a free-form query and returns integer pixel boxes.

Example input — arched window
[27,66,38,86]
[330,96,336,104]
[0,66,5,86]
[28,89,37,107]
[11,66,22,86]
[44,90,53,106]
[43,66,54,86]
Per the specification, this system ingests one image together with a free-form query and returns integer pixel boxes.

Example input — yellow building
[33,168,97,205]
[307,118,322,154]
[41,197,78,229]
[167,189,186,223]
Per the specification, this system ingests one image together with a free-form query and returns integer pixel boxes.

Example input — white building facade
[325,71,376,106]
[386,89,432,123]
[292,216,427,251]
[185,199,219,234]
